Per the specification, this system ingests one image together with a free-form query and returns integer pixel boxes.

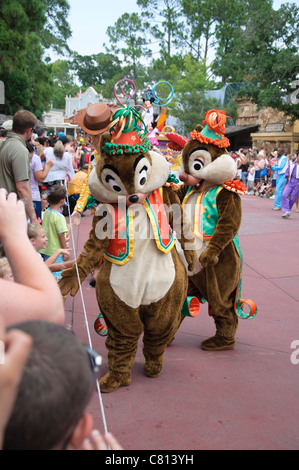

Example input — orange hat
[190,109,230,148]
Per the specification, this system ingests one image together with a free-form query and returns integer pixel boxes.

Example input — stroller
[254,178,272,197]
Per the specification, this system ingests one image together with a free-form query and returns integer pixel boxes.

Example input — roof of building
[225,124,260,136]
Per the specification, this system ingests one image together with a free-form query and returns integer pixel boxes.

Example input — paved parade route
[65,195,299,450]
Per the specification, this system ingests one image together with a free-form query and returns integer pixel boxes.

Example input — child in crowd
[27,223,74,273]
[40,191,49,219]
[39,185,69,280]
[246,161,255,194]
[0,257,14,282]
[27,143,53,220]
[2,320,122,451]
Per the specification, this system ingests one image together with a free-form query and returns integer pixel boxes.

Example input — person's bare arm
[58,233,67,250]
[0,190,65,326]
[15,180,37,223]
[48,259,74,272]
[44,249,74,272]
[44,249,70,266]
[34,160,54,183]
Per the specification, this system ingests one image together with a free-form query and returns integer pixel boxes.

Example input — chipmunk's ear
[100,131,111,151]
[194,124,203,133]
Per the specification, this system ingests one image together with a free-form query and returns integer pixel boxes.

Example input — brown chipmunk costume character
[177,109,257,351]
[60,105,197,392]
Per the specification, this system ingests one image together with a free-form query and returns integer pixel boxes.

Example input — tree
[71,52,122,88]
[212,0,299,120]
[0,0,45,73]
[38,0,71,54]
[95,53,123,84]
[50,59,77,109]
[0,0,71,116]
[0,69,31,115]
[137,0,184,59]
[105,13,152,85]
[181,0,217,67]
[71,53,99,87]
[212,0,247,82]
[165,55,218,133]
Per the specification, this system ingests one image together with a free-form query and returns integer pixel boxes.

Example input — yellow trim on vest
[103,206,135,266]
[142,188,175,254]
[104,188,174,265]
[183,185,223,241]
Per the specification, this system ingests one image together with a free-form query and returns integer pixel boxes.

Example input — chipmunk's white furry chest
[109,205,175,308]
[176,192,208,275]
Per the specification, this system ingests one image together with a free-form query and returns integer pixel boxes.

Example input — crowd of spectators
[230,146,299,215]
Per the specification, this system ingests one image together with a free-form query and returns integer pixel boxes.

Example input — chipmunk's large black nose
[129,195,139,203]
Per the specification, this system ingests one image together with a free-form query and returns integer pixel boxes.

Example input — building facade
[42,108,78,137]
[42,86,114,137]
[239,100,299,153]
[65,86,102,119]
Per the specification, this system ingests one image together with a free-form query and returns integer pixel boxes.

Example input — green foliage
[38,0,71,54]
[163,55,218,133]
[211,0,299,120]
[105,13,152,82]
[137,0,185,59]
[0,0,71,116]
[0,69,31,112]
[50,59,77,109]
[71,52,122,88]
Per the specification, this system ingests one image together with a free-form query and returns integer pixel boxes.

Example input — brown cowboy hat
[75,103,119,136]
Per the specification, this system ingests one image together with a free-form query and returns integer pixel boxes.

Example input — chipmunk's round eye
[105,175,122,192]
[101,165,127,195]
[188,148,211,176]
[192,159,204,172]
[134,156,151,191]
[139,166,148,186]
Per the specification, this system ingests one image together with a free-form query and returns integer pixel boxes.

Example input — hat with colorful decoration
[102,105,152,156]
[190,109,230,149]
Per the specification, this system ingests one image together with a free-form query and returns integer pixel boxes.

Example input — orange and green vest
[104,188,175,266]
[182,185,223,242]
[183,185,257,320]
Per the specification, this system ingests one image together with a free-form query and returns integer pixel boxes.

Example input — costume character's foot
[99,371,131,393]
[201,335,235,351]
[144,354,164,378]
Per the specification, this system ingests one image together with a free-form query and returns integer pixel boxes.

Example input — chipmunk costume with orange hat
[59,105,197,392]
[177,109,257,351]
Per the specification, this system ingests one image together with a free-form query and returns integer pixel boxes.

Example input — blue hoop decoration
[150,81,174,107]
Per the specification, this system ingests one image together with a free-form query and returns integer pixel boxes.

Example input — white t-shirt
[43,147,75,183]
[247,167,255,181]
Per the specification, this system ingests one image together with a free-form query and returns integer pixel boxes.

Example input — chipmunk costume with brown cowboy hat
[71,103,119,336]
[59,105,197,393]
[72,103,119,219]
[177,109,257,351]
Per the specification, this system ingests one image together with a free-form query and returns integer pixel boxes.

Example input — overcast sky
[64,0,288,58]
[66,0,140,57]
